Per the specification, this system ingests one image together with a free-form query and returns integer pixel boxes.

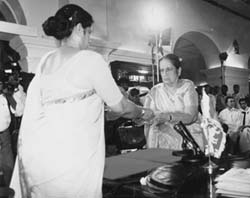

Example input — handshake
[133,108,155,126]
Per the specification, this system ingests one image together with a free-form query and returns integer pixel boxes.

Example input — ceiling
[203,0,250,21]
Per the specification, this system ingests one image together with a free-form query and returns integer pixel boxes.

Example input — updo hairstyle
[159,54,182,69]
[42,4,94,40]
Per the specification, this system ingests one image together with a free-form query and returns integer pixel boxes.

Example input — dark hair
[225,96,234,104]
[159,54,182,69]
[239,97,247,104]
[204,84,212,94]
[130,88,140,97]
[42,4,94,40]
[233,84,239,88]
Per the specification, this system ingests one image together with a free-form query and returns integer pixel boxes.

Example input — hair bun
[42,15,72,40]
[42,4,94,40]
[42,16,57,37]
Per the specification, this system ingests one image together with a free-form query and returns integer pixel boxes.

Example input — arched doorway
[174,31,220,86]
[0,0,22,71]
[0,1,34,92]
[0,0,26,25]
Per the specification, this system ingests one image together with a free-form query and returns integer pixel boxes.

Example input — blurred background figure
[0,79,14,186]
[0,61,26,158]
[232,84,244,109]
[116,77,129,98]
[129,88,142,106]
[218,96,241,153]
[216,84,229,113]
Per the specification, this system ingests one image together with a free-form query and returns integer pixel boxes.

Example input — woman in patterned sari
[144,54,204,150]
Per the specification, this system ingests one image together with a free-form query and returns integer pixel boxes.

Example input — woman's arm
[75,51,154,121]
[154,82,199,125]
[108,96,153,120]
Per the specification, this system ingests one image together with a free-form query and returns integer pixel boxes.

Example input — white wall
[8,0,249,90]
[19,0,58,36]
[17,0,250,61]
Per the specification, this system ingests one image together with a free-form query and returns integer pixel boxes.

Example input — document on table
[215,168,250,197]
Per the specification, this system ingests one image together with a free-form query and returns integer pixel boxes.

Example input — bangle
[140,109,145,118]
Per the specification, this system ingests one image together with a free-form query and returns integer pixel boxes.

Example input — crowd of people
[199,84,250,154]
[0,3,249,198]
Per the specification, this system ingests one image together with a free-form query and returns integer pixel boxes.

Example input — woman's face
[159,58,181,85]
[80,26,92,50]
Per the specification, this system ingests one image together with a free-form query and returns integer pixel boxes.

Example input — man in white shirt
[5,74,26,159]
[0,80,14,185]
[237,98,250,153]
[218,96,242,151]
[10,84,26,117]
[238,98,250,126]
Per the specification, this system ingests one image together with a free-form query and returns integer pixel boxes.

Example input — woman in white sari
[144,54,204,150]
[10,4,153,198]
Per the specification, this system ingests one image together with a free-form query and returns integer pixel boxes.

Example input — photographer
[2,63,26,158]
[0,79,14,186]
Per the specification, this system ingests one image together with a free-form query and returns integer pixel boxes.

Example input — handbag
[116,120,146,150]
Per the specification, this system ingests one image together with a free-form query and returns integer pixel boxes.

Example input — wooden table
[103,149,250,198]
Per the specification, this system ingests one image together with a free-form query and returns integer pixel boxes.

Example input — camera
[0,61,21,94]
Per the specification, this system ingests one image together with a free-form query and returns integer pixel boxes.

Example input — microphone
[173,121,203,156]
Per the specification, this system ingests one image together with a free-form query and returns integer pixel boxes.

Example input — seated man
[218,96,242,153]
[238,98,250,126]
[237,98,250,153]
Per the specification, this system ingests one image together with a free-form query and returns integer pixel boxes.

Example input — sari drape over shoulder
[11,50,123,198]
[144,79,204,150]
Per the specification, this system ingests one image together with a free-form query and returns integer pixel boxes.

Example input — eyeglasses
[160,67,175,73]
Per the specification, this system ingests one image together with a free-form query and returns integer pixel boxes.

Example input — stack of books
[215,168,250,197]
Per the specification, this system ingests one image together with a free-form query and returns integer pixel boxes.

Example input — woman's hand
[141,108,155,121]
[133,108,154,126]
[154,113,171,125]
